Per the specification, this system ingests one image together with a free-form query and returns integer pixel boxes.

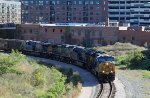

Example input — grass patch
[94,42,146,56]
[142,70,150,79]
[0,51,82,98]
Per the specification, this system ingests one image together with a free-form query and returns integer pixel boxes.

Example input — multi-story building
[0,0,21,24]
[21,0,106,24]
[108,0,150,26]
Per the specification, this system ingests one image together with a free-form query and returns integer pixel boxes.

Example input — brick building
[21,0,150,26]
[20,23,150,47]
[21,0,107,24]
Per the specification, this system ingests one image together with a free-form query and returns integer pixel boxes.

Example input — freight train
[0,38,115,82]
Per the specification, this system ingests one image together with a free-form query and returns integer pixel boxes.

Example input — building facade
[21,0,107,24]
[20,24,150,47]
[108,0,150,26]
[0,0,21,24]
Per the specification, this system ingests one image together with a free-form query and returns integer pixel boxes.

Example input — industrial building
[21,23,150,47]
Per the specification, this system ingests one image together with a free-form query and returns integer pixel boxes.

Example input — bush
[30,69,46,87]
[39,68,67,98]
[116,50,150,70]
[0,52,82,98]
[129,51,145,68]
[0,50,25,75]
[70,72,82,86]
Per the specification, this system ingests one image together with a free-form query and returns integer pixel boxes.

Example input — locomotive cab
[97,55,115,82]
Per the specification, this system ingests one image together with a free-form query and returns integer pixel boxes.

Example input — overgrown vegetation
[0,50,82,98]
[116,51,150,70]
[95,42,150,70]
[94,42,146,57]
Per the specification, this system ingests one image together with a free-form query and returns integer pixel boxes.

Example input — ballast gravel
[116,68,150,98]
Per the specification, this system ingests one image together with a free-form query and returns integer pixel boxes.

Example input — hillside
[0,51,82,98]
[94,42,147,57]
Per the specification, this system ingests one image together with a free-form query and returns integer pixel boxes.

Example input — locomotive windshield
[97,56,115,63]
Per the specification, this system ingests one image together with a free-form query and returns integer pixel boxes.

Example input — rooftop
[38,23,106,27]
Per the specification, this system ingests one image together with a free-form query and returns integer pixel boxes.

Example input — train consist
[0,38,115,82]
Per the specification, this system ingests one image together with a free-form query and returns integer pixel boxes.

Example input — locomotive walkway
[29,56,126,98]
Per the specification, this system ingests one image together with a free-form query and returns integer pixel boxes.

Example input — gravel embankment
[30,57,100,98]
[114,77,126,98]
[116,68,150,98]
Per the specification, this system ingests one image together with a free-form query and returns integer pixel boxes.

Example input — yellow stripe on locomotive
[99,62,115,75]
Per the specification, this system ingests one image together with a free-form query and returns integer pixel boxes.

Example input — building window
[24,30,26,33]
[90,17,93,20]
[123,37,126,41]
[73,17,76,20]
[67,1,72,5]
[78,31,81,36]
[90,6,93,10]
[39,1,43,5]
[46,1,49,4]
[132,37,135,41]
[90,1,94,4]
[57,1,60,4]
[30,29,32,33]
[60,29,62,32]
[71,30,74,36]
[45,28,47,32]
[30,1,34,4]
[74,1,77,4]
[90,12,93,15]
[50,1,55,5]
[96,1,99,4]
[62,6,65,10]
[91,31,95,36]
[96,13,99,15]
[79,1,82,4]
[53,29,55,32]
[85,1,89,5]
[99,32,102,36]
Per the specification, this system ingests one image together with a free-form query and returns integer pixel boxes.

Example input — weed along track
[97,82,115,98]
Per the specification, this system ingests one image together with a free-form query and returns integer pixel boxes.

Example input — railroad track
[96,82,115,98]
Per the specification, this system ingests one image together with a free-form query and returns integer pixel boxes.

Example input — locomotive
[0,38,115,82]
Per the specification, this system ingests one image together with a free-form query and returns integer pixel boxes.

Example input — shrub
[116,50,150,70]
[30,69,46,87]
[128,51,145,69]
[0,50,25,75]
[0,52,82,98]
[70,72,82,86]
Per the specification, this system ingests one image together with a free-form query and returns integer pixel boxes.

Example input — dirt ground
[116,67,150,98]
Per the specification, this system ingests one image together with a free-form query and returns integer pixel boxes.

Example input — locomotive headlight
[106,62,109,66]
[102,71,105,73]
